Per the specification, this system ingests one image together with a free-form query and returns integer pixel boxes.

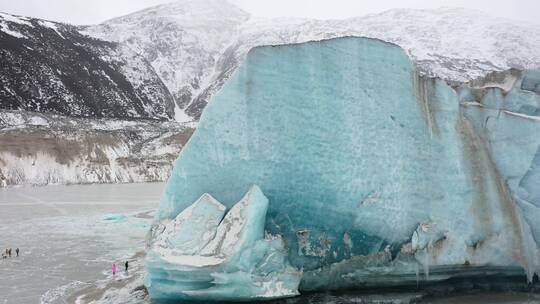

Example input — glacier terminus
[145,37,540,301]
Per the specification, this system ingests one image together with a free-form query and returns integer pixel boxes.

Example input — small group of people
[112,260,129,275]
[1,247,19,259]
[0,173,7,188]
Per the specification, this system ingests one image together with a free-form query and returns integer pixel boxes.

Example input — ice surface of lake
[0,183,163,304]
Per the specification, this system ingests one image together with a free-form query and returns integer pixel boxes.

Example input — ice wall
[151,37,540,299]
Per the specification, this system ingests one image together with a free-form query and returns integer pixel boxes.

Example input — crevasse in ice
[145,185,301,301]
[147,37,540,300]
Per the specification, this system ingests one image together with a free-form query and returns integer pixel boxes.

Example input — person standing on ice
[125,261,129,273]
[112,263,117,275]
[0,171,6,188]
[15,248,19,257]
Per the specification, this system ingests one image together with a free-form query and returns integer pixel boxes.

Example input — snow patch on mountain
[0,12,33,27]
[0,23,26,39]
[0,13,29,38]
[38,20,65,38]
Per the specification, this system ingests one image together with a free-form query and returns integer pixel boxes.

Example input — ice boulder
[145,185,301,301]
[150,37,540,300]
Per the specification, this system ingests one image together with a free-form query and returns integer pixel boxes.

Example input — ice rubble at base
[145,185,301,301]
[147,37,540,301]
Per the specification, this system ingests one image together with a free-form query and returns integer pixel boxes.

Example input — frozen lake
[0,183,163,304]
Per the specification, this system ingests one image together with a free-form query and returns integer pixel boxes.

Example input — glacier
[147,37,540,301]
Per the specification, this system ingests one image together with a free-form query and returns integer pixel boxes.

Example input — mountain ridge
[82,1,540,121]
[0,12,175,120]
[2,3,539,122]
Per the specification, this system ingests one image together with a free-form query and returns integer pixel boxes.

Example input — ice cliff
[147,37,540,301]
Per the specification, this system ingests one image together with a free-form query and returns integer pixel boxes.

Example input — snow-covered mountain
[83,0,540,121]
[3,0,539,122]
[82,0,249,122]
[0,12,184,186]
[0,12,174,120]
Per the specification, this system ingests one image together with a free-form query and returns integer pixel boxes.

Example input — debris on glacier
[145,185,301,301]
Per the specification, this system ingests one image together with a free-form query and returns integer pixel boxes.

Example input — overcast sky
[0,0,538,25]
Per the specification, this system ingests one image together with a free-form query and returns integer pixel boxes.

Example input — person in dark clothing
[125,261,129,273]
[0,171,6,188]
[8,248,11,258]
[15,248,19,257]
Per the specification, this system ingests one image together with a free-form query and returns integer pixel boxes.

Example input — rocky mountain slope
[0,111,193,185]
[0,12,174,120]
[84,0,540,121]
[82,0,249,122]
[0,12,184,186]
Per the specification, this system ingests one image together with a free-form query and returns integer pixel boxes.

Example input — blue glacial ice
[145,185,301,301]
[146,37,540,300]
